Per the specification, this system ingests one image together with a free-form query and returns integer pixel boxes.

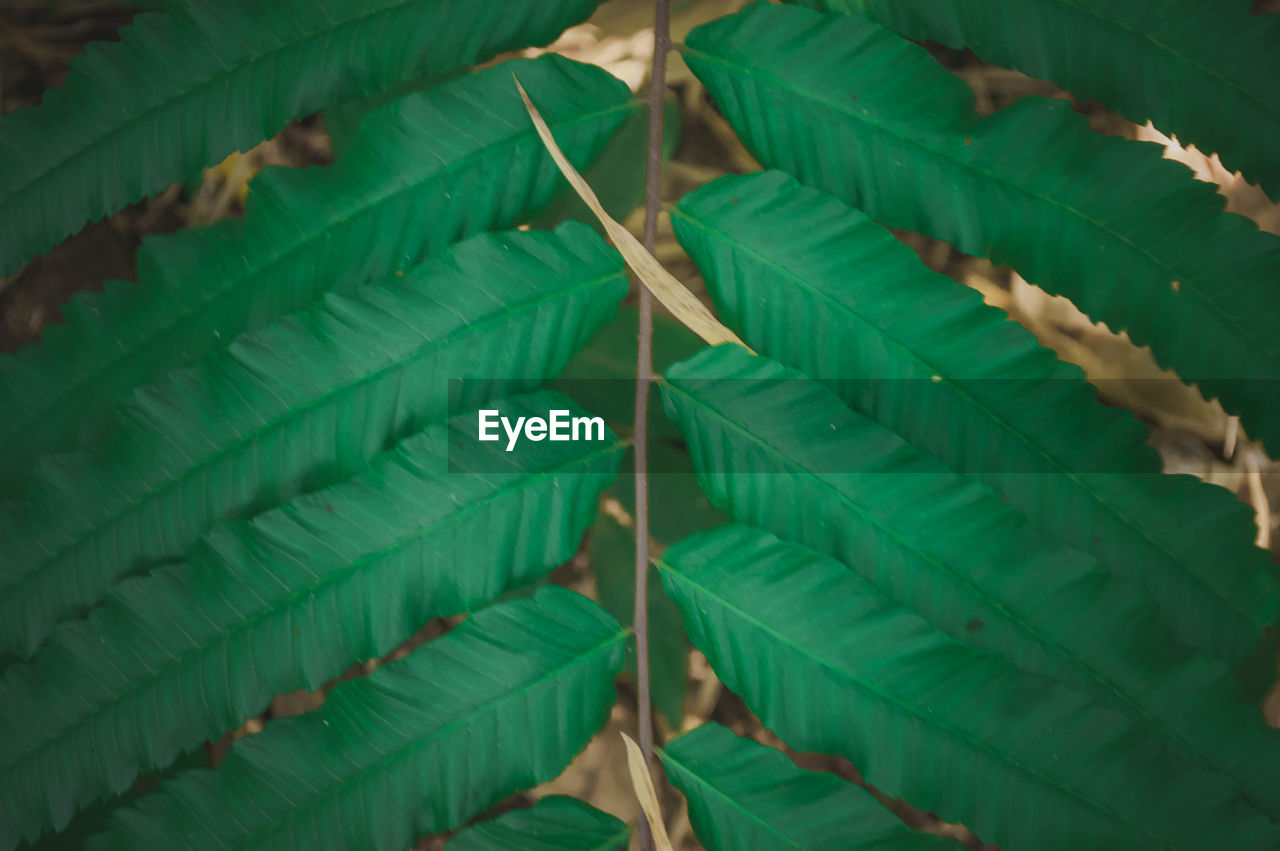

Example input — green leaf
[682,2,1280,455]
[324,70,465,157]
[789,0,1280,202]
[0,390,623,848]
[0,224,627,661]
[660,345,1280,822]
[661,722,951,850]
[656,525,1280,851]
[87,587,627,851]
[20,749,208,851]
[0,54,637,488]
[446,796,630,851]
[0,0,605,273]
[671,170,1280,664]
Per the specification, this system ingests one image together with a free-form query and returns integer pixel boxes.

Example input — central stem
[635,0,671,848]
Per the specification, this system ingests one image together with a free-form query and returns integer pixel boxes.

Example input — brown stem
[635,0,671,848]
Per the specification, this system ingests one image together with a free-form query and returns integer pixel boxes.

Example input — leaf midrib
[221,628,627,850]
[670,204,1265,634]
[2,439,625,775]
[1045,0,1278,118]
[2,100,638,449]
[658,377,1240,786]
[3,268,624,603]
[655,559,1165,848]
[862,0,1279,120]
[658,751,806,849]
[1,0,532,205]
[679,45,1272,355]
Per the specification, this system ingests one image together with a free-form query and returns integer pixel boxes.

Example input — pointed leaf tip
[621,731,675,851]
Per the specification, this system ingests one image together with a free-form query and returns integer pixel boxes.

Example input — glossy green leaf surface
[446,796,630,851]
[790,0,1280,201]
[662,722,951,850]
[0,54,636,487]
[0,391,623,848]
[683,3,1280,454]
[660,345,1280,820]
[0,224,627,661]
[18,750,205,851]
[672,170,1279,664]
[324,70,465,156]
[87,587,626,851]
[0,0,604,273]
[657,525,1280,851]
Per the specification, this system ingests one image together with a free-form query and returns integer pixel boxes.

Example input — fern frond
[0,390,622,848]
[86,587,626,851]
[660,345,1280,821]
[682,3,1280,454]
[0,54,636,487]
[791,0,1280,201]
[657,525,1280,851]
[446,796,631,851]
[0,0,605,273]
[0,224,627,661]
[671,170,1279,663]
[661,722,951,850]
